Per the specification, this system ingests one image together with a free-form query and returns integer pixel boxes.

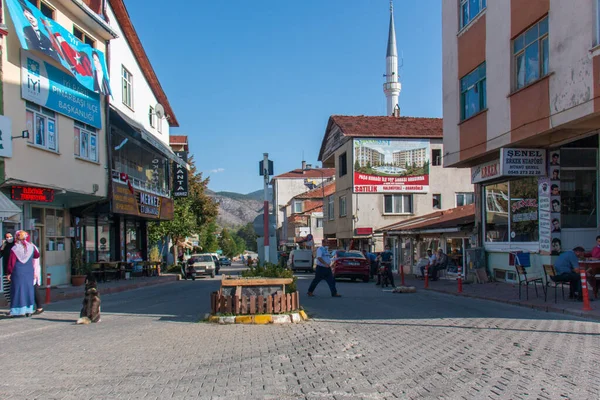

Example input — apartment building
[443,0,600,277]
[318,115,474,266]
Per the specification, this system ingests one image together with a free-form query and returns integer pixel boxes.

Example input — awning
[0,191,22,221]
[110,106,188,169]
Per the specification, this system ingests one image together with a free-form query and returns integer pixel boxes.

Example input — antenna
[154,103,165,119]
[390,0,393,13]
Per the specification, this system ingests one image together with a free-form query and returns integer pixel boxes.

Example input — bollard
[579,265,592,311]
[424,264,429,289]
[457,264,463,293]
[400,264,405,286]
[45,273,51,304]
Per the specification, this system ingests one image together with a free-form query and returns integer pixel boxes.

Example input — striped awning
[0,191,21,221]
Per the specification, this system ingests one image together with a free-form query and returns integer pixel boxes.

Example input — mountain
[207,188,273,229]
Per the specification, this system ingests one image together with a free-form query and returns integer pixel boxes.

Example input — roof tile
[331,115,443,138]
[273,168,335,180]
[378,204,475,232]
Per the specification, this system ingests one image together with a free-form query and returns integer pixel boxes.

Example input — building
[355,145,384,168]
[442,0,600,280]
[271,162,335,247]
[0,0,118,286]
[282,181,335,245]
[392,147,427,168]
[318,115,474,266]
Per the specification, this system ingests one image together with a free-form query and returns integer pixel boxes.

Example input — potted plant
[71,246,91,286]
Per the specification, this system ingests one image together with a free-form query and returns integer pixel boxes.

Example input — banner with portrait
[7,0,111,95]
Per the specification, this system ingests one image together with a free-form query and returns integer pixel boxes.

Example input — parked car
[219,257,231,266]
[211,255,221,275]
[331,250,369,282]
[287,249,314,273]
[186,254,216,279]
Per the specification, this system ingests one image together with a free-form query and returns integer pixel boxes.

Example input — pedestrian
[363,250,377,279]
[307,239,341,297]
[7,231,40,317]
[1,231,15,306]
[28,235,44,315]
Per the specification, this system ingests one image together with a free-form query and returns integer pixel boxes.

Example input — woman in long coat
[1,231,15,305]
[7,231,39,317]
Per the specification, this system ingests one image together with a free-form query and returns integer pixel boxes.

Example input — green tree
[201,221,219,253]
[354,160,360,170]
[218,228,238,258]
[236,222,257,252]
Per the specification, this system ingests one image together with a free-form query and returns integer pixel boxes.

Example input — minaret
[383,0,401,116]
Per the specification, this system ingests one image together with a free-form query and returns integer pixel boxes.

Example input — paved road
[1,264,600,399]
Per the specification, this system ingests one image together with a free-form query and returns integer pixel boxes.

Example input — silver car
[187,254,216,278]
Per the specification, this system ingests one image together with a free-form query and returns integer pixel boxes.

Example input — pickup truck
[287,249,314,273]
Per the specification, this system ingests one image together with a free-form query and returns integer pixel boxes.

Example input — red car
[331,250,370,282]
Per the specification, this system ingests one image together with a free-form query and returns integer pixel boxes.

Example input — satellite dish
[155,103,165,119]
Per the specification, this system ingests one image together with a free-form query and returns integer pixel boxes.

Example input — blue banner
[22,51,102,128]
[7,0,111,95]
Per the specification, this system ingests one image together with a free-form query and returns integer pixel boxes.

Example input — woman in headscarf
[25,234,44,314]
[1,231,15,305]
[7,231,39,317]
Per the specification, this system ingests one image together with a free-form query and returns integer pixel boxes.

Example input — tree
[201,221,219,253]
[236,222,257,252]
[219,228,237,258]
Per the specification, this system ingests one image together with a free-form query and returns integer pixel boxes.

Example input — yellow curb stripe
[235,316,253,324]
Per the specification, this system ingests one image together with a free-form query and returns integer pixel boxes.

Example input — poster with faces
[549,149,561,255]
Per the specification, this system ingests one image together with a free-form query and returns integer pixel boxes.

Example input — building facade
[318,115,474,267]
[443,0,600,279]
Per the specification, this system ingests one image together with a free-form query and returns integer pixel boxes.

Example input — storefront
[474,138,599,281]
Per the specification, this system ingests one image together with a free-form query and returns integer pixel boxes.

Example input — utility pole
[259,153,273,263]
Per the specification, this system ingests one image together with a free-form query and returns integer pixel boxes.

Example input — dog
[76,277,101,325]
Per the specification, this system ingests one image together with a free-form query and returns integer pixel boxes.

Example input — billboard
[353,138,430,193]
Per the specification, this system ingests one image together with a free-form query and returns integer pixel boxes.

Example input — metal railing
[112,169,170,197]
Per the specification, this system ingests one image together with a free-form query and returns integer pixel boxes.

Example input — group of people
[420,248,450,281]
[1,231,44,317]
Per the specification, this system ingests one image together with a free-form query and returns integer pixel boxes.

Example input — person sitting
[592,236,600,259]
[431,248,448,281]
[420,250,436,279]
[552,246,585,301]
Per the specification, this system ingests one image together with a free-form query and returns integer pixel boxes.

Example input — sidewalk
[397,272,600,321]
[0,275,177,308]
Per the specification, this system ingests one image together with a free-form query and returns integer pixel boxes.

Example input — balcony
[112,169,170,198]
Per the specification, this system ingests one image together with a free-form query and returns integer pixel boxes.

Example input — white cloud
[210,168,225,173]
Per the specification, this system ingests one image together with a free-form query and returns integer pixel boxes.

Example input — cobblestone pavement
[1,267,600,399]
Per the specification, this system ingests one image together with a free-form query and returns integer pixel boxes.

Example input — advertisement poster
[538,177,551,254]
[549,149,561,255]
[353,138,430,193]
[7,0,111,95]
[173,151,189,197]
[21,51,102,128]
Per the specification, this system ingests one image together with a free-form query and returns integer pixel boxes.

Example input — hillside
[207,188,273,229]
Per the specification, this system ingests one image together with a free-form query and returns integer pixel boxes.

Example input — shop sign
[471,159,501,184]
[0,116,13,158]
[173,151,188,197]
[111,182,174,220]
[353,138,430,193]
[11,186,54,202]
[500,148,546,178]
[20,51,101,128]
[355,228,373,235]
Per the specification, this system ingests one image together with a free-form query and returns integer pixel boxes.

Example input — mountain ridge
[207,188,273,228]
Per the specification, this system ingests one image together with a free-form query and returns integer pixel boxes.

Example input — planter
[71,275,86,286]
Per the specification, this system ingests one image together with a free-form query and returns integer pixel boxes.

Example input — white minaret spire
[383,0,401,116]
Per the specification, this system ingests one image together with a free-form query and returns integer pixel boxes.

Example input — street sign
[259,160,274,176]
[253,213,275,236]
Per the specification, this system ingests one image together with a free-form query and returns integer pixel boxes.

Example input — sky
[125,0,442,194]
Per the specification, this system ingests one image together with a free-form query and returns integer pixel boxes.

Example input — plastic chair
[542,264,567,303]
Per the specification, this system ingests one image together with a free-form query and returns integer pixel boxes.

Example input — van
[287,249,314,273]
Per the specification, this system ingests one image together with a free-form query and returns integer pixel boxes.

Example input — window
[432,149,442,166]
[149,106,155,127]
[384,194,413,214]
[456,192,475,206]
[460,62,486,120]
[122,66,133,109]
[293,200,303,214]
[26,102,57,152]
[316,218,323,228]
[484,178,538,243]
[28,0,54,19]
[339,196,347,217]
[460,0,486,29]
[433,194,441,210]
[560,149,597,229]
[157,114,163,134]
[73,26,95,47]
[328,196,334,220]
[74,121,98,162]
[513,16,548,90]
[339,152,348,177]
[33,207,66,252]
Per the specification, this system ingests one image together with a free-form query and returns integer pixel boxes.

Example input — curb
[422,285,600,322]
[206,312,308,325]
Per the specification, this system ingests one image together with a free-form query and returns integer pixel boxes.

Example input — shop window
[85,226,96,262]
[384,194,413,214]
[126,221,142,262]
[513,16,549,90]
[456,192,475,206]
[432,194,441,209]
[26,103,57,152]
[339,196,347,217]
[74,121,98,163]
[45,208,65,252]
[73,26,95,47]
[484,178,538,243]
[561,149,597,229]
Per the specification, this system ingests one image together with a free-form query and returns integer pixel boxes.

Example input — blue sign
[7,0,111,95]
[21,51,102,128]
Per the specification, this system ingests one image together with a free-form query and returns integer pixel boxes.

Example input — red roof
[319,115,442,161]
[378,204,475,233]
[294,181,336,199]
[169,135,188,145]
[272,168,335,180]
[109,0,179,127]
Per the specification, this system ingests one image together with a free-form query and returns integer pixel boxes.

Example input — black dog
[77,277,101,324]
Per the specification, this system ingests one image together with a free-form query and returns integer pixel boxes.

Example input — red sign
[11,186,55,203]
[355,227,373,236]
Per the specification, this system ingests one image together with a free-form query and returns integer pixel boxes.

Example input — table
[579,260,600,298]
[92,261,127,282]
[142,261,162,277]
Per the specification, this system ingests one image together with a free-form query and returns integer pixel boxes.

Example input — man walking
[307,239,341,297]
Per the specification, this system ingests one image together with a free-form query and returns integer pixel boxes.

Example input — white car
[287,249,314,273]
[187,254,216,278]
